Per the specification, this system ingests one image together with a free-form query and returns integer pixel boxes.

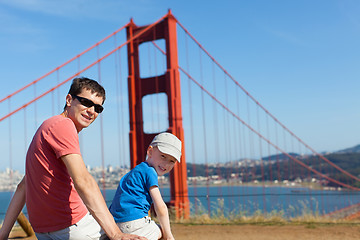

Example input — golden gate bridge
[1,11,360,220]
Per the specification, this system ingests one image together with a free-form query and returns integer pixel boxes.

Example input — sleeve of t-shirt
[145,167,159,190]
[45,117,81,159]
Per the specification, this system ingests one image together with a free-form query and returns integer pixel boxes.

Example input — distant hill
[262,152,300,161]
[335,144,360,154]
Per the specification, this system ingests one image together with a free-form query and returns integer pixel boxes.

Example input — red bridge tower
[126,11,190,219]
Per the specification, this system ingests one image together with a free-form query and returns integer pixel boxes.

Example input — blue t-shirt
[109,162,159,222]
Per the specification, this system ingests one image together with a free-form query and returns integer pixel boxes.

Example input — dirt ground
[8,224,360,240]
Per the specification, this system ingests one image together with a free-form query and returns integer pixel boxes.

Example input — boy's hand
[163,236,175,240]
[112,233,148,240]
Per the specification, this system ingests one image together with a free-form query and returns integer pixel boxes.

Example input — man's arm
[62,154,147,240]
[0,177,26,240]
[150,186,174,240]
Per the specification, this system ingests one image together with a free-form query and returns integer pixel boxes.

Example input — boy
[106,132,181,240]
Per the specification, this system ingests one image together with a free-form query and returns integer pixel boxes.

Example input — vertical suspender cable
[198,47,211,215]
[242,119,249,209]
[97,44,106,199]
[212,61,222,209]
[234,86,242,214]
[114,35,127,169]
[266,114,275,211]
[184,33,198,215]
[77,57,81,76]
[274,119,280,209]
[114,35,123,168]
[51,85,55,116]
[275,122,281,184]
[57,70,60,114]
[118,47,127,169]
[34,84,37,130]
[290,135,294,188]
[257,105,266,215]
[23,108,28,159]
[231,114,238,213]
[266,115,272,183]
[223,73,231,214]
[8,99,13,192]
[308,157,314,214]
[235,84,244,211]
[246,97,255,206]
[318,155,325,215]
[282,127,290,209]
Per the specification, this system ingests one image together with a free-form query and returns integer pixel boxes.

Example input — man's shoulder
[44,115,69,123]
[37,115,77,138]
[42,115,74,129]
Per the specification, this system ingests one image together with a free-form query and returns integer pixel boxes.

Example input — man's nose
[87,106,96,114]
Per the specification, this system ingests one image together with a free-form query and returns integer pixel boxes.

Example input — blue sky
[1,0,360,171]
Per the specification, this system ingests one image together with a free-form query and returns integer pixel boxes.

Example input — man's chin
[77,122,91,131]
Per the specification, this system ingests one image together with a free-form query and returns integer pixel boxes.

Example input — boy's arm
[150,186,174,240]
[0,177,26,240]
[62,154,147,240]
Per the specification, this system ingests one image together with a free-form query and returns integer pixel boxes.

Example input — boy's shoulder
[130,162,154,175]
[123,162,158,188]
[134,161,149,170]
[130,162,157,179]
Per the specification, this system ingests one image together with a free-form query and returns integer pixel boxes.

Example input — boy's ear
[147,145,153,158]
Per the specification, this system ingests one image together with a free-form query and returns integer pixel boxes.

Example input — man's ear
[65,94,73,108]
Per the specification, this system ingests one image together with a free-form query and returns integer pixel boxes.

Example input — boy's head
[150,132,182,162]
[146,133,182,176]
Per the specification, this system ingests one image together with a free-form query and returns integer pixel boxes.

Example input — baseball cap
[150,132,182,162]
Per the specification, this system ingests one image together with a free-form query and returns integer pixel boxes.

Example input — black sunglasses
[71,95,104,113]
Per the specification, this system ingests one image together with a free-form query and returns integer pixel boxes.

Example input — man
[0,77,146,240]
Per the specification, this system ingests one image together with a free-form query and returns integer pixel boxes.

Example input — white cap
[150,132,182,162]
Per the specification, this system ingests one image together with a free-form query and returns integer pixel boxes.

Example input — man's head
[63,77,106,132]
[64,77,106,110]
[146,132,182,176]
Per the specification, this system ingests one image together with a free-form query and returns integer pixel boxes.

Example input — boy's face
[65,89,104,132]
[147,146,177,176]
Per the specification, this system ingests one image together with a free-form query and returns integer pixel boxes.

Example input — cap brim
[157,144,181,162]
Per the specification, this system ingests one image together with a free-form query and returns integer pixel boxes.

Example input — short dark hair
[64,77,106,110]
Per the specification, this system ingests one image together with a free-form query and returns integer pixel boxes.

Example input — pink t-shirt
[25,115,88,232]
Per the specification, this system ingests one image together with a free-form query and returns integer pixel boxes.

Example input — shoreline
[0,182,347,193]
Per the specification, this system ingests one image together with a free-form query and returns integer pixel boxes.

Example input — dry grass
[169,198,360,226]
[174,213,360,226]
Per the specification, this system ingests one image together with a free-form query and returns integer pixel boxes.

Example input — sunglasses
[71,95,104,113]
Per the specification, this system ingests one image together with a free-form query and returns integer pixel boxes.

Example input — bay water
[1,185,360,223]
